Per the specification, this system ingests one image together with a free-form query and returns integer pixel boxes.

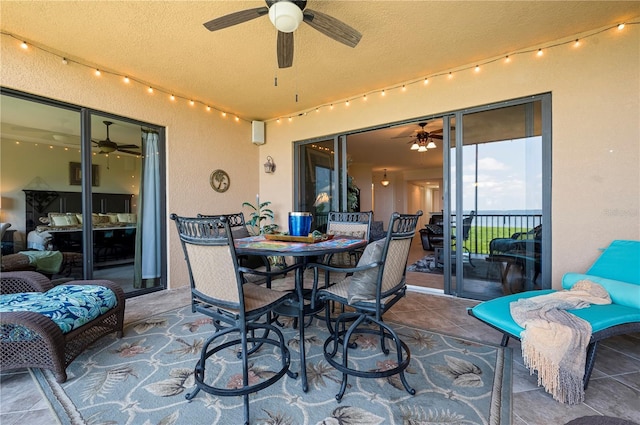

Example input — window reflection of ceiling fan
[202,0,362,68]
[92,121,140,155]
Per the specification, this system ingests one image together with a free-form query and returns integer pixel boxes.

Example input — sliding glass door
[449,96,551,300]
[0,88,166,296]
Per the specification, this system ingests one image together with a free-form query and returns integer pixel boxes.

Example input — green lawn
[463,226,529,254]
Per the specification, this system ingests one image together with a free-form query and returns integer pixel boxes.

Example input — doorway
[293,94,551,301]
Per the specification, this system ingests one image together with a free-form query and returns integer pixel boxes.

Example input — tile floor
[1,277,639,424]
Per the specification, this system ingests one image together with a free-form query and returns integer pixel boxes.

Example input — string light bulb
[448,72,453,79]
[402,84,406,91]
[147,86,153,93]
[475,65,480,72]
[95,69,101,76]
[189,100,195,106]
[235,116,239,121]
[363,94,367,101]
[20,41,27,49]
[123,76,129,83]
[381,90,386,96]
[345,100,350,106]
[206,106,211,111]
[574,39,581,47]
[537,48,543,56]
[61,57,68,65]
[222,112,227,117]
[424,78,429,85]
[505,55,511,63]
[618,23,625,30]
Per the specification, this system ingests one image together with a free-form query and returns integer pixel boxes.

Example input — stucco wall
[1,40,259,289]
[259,25,640,288]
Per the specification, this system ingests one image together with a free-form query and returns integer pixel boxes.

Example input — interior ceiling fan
[92,121,140,155]
[408,122,443,152]
[203,0,362,68]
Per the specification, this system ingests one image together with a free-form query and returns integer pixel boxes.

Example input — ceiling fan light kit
[203,0,361,69]
[269,1,303,33]
[408,122,441,152]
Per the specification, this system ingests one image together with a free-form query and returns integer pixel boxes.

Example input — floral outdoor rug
[34,305,512,425]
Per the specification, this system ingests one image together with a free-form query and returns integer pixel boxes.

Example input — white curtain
[134,130,161,287]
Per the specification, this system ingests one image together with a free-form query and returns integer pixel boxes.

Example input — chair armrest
[0,271,54,294]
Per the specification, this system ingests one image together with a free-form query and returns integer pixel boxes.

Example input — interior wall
[0,139,138,250]
[1,41,258,290]
[260,25,640,288]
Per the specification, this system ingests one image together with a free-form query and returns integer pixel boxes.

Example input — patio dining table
[234,235,367,392]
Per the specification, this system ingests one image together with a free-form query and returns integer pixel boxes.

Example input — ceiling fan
[408,122,443,152]
[92,121,140,155]
[203,0,362,68]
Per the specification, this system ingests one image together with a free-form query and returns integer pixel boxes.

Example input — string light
[345,100,350,106]
[189,100,195,106]
[2,22,634,126]
[170,94,175,101]
[1,30,246,122]
[363,94,367,101]
[402,84,406,91]
[271,18,639,122]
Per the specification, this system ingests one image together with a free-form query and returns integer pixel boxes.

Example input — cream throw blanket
[509,280,611,404]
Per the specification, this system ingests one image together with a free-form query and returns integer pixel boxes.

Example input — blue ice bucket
[288,212,313,236]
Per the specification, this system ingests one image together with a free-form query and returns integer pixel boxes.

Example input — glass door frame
[1,87,168,296]
[444,93,552,299]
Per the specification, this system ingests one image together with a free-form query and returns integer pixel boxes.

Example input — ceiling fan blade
[117,144,139,149]
[277,31,294,68]
[117,149,141,156]
[203,7,269,31]
[430,134,443,140]
[303,9,361,48]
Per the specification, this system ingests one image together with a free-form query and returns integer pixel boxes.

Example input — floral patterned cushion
[0,285,117,341]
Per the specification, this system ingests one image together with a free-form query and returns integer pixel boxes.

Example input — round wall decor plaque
[210,169,230,193]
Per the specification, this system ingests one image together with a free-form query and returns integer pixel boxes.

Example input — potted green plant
[242,200,279,235]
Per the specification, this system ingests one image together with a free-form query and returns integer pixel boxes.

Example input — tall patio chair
[326,210,372,264]
[309,210,422,401]
[170,214,297,425]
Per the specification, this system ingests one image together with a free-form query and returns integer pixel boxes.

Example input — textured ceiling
[2,1,639,122]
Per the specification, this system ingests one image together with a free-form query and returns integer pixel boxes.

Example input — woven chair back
[171,214,242,307]
[379,211,422,294]
[327,211,373,240]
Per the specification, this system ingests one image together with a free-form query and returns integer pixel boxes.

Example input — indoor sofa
[0,271,125,382]
[468,239,640,391]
